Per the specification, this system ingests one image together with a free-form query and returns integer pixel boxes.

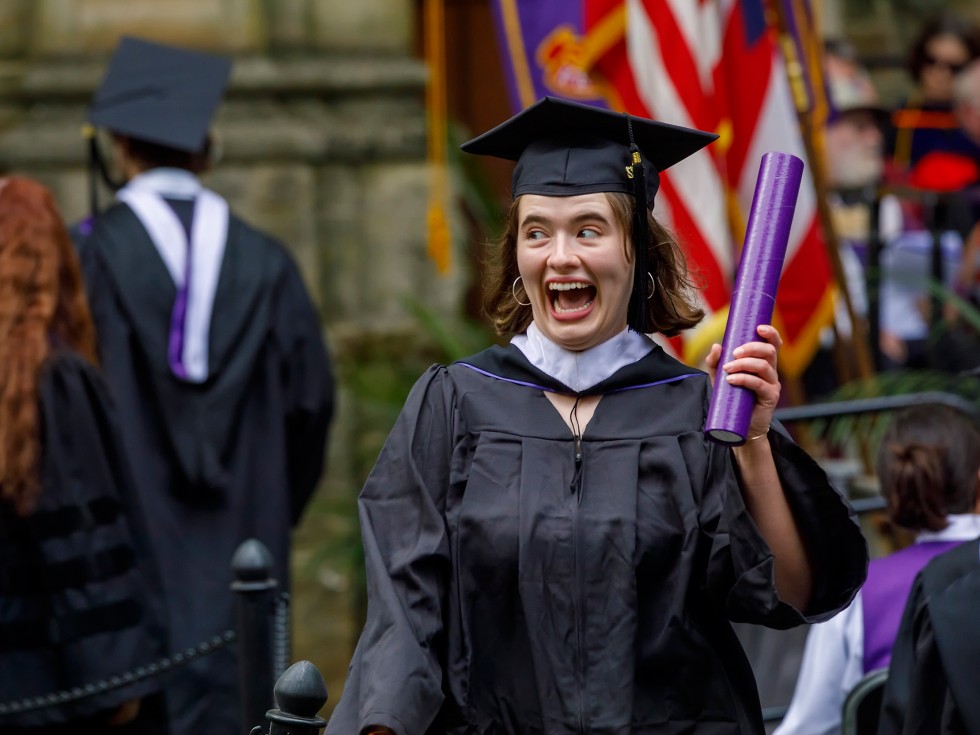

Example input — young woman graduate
[0,177,169,733]
[326,97,869,735]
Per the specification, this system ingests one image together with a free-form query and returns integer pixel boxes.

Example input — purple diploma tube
[704,151,804,445]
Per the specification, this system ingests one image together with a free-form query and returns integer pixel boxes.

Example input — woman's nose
[547,233,579,268]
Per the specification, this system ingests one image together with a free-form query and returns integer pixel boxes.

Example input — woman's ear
[110,134,139,180]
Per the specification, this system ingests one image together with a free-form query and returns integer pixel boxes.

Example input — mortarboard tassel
[625,116,651,334]
[83,125,101,220]
[83,124,125,220]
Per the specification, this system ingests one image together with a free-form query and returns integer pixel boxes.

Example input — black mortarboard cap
[460,97,717,207]
[461,97,717,333]
[87,36,232,154]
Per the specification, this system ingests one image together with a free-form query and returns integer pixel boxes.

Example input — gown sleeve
[273,256,335,525]
[326,365,455,735]
[703,418,868,630]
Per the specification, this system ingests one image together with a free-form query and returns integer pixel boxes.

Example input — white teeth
[554,299,594,314]
[548,282,592,291]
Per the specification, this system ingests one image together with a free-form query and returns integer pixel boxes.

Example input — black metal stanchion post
[256,660,328,735]
[232,539,277,734]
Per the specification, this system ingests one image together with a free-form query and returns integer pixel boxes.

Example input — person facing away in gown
[325,97,869,735]
[877,535,980,735]
[0,176,170,734]
[73,37,335,735]
[773,404,980,735]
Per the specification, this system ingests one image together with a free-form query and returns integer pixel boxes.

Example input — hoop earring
[512,276,531,306]
[646,272,656,300]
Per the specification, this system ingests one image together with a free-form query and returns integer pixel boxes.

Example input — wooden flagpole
[770,0,875,383]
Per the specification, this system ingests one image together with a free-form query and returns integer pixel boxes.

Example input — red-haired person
[0,177,169,734]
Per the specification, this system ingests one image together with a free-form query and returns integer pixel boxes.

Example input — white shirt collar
[511,322,655,393]
[125,168,202,200]
[916,514,980,543]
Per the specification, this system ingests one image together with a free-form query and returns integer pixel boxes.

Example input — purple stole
[168,241,192,380]
[862,540,962,672]
[116,183,228,383]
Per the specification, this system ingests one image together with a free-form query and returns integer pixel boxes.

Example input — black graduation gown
[877,539,980,735]
[76,202,334,735]
[0,351,168,729]
[327,344,867,735]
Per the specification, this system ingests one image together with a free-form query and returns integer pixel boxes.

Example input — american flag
[489,0,835,377]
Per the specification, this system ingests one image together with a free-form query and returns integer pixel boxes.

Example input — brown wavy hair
[483,192,705,338]
[0,177,97,515]
[876,405,980,532]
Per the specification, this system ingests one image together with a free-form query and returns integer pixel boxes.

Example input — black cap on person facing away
[460,96,717,333]
[87,36,233,154]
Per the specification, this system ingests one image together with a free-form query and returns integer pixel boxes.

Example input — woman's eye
[578,227,600,239]
[526,229,546,240]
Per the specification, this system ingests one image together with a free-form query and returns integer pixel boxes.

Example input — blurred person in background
[952,58,980,152]
[804,39,965,382]
[774,404,980,735]
[887,56,980,375]
[876,14,980,373]
[887,11,980,184]
[74,37,335,735]
[953,60,980,312]
[824,38,889,193]
[878,534,980,734]
[0,177,169,734]
[803,38,884,398]
[821,31,979,373]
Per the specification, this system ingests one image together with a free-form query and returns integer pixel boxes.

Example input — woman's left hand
[704,324,782,440]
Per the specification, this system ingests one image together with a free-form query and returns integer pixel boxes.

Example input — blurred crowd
[812,10,980,393]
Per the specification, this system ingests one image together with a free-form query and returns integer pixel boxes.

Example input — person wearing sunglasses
[887,12,980,178]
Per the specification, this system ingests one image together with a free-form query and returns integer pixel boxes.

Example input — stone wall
[0,0,470,715]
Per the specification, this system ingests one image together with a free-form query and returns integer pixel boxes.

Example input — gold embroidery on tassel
[625,150,641,178]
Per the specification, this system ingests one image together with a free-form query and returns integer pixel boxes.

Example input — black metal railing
[773,390,979,423]
[249,660,328,735]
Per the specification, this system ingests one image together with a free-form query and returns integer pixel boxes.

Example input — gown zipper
[568,395,587,731]
[569,396,584,497]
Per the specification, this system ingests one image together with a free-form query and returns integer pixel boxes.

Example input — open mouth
[548,281,596,315]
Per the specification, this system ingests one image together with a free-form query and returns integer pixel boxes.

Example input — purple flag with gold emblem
[489,0,608,113]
